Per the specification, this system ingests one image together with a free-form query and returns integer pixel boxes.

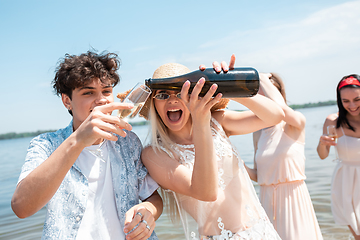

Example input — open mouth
[167,109,183,122]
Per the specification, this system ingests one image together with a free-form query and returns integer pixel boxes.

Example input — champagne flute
[89,82,151,161]
[117,83,151,121]
[327,125,340,162]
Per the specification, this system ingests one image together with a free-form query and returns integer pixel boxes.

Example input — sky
[0,0,359,134]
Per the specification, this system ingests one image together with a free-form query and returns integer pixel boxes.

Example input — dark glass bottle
[145,67,259,98]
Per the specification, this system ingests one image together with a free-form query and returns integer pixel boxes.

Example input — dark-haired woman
[317,74,360,240]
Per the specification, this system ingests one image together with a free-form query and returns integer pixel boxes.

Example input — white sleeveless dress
[255,122,323,240]
[160,118,281,240]
[332,127,360,235]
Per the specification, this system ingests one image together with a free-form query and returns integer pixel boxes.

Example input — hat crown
[152,63,190,79]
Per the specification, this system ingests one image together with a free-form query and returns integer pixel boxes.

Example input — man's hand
[75,102,134,147]
[123,205,156,240]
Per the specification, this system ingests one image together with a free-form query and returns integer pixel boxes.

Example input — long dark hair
[336,74,360,131]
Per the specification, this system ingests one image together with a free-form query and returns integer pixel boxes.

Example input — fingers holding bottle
[212,54,236,72]
[199,54,236,73]
[181,78,221,123]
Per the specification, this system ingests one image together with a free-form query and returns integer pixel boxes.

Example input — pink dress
[331,127,360,235]
[255,122,323,240]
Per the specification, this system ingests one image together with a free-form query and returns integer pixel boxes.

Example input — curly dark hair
[336,74,360,131]
[52,50,121,99]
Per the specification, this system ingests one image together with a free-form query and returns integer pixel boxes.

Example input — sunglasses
[153,92,182,100]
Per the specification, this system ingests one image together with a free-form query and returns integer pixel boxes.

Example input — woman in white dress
[246,73,323,240]
[138,56,284,239]
[317,74,360,240]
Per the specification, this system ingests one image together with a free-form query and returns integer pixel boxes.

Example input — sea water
[0,105,353,239]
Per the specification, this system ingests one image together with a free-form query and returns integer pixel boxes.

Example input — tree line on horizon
[0,100,336,140]
[289,100,336,109]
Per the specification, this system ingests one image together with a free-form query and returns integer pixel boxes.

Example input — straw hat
[117,63,229,120]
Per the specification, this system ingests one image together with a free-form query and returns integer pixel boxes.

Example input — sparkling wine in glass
[327,125,340,162]
[117,84,150,121]
[89,82,151,161]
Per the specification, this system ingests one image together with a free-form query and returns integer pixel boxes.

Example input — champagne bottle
[145,67,259,98]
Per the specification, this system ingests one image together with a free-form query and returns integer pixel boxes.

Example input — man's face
[63,78,114,130]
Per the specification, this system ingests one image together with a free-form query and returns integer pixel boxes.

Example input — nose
[348,101,356,108]
[96,93,109,105]
[167,93,181,102]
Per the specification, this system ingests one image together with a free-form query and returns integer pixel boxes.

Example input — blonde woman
[138,57,284,239]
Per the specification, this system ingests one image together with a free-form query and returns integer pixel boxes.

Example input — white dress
[255,122,323,240]
[160,118,281,240]
[332,127,360,235]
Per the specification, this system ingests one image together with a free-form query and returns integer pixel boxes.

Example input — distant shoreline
[0,101,336,140]
[288,100,336,110]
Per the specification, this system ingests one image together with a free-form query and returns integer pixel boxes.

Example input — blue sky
[0,0,359,134]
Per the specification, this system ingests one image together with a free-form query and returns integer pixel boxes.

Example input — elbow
[11,196,33,219]
[11,200,27,219]
[252,174,258,183]
[13,211,28,219]
[276,109,286,124]
[207,193,218,202]
[198,189,218,202]
[271,110,285,126]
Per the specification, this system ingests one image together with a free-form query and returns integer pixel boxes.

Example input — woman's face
[340,87,360,116]
[153,90,191,133]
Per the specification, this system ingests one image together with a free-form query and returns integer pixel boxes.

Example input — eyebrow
[78,85,112,91]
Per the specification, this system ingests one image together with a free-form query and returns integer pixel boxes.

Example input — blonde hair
[147,91,182,222]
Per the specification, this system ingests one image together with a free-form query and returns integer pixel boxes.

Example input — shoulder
[142,145,154,157]
[141,145,167,161]
[326,113,338,122]
[317,113,338,134]
[141,145,177,166]
[24,127,69,173]
[29,126,70,151]
[322,113,338,127]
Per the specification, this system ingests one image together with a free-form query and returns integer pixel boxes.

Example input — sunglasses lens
[154,92,181,100]
[154,93,170,100]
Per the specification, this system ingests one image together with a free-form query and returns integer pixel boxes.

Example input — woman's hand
[319,134,337,146]
[180,78,221,125]
[199,54,236,72]
[317,115,338,160]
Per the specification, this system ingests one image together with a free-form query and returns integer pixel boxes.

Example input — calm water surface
[0,105,354,239]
